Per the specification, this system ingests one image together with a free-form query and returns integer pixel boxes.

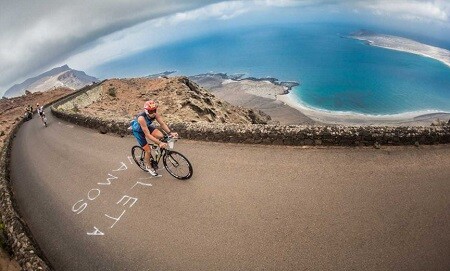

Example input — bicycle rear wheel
[131,146,147,171]
[163,151,193,180]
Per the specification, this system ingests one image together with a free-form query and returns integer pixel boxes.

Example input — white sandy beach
[352,33,450,69]
[277,92,450,126]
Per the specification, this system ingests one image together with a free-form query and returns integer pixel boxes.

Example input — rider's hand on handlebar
[159,142,168,149]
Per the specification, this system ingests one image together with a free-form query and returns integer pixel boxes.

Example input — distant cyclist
[24,105,33,120]
[36,103,47,127]
[130,100,178,176]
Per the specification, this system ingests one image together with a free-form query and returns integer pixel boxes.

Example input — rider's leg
[150,128,164,140]
[148,129,164,169]
[142,144,152,168]
[133,130,151,166]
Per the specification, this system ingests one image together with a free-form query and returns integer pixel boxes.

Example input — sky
[1,0,449,97]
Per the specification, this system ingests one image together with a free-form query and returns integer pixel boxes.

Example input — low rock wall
[0,84,106,271]
[51,106,450,147]
[172,123,450,146]
[0,119,51,270]
[55,85,103,111]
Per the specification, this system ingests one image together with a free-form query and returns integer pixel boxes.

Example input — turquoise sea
[93,24,450,117]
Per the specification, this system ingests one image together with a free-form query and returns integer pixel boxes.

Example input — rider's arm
[155,114,171,134]
[137,116,162,145]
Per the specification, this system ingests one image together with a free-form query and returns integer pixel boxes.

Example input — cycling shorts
[132,125,156,147]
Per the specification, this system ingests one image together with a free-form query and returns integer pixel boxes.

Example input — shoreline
[349,31,450,69]
[189,72,315,125]
[277,92,450,126]
[190,72,299,92]
[185,72,449,126]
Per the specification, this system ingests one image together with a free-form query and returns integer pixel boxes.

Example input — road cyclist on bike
[24,105,33,121]
[36,103,47,127]
[130,100,178,176]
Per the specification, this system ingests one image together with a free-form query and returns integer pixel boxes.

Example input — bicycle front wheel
[131,145,147,171]
[163,151,193,180]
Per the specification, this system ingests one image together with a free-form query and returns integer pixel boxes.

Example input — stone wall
[55,84,103,111]
[51,106,450,147]
[50,80,106,111]
[0,119,51,270]
[0,84,105,271]
[171,123,450,146]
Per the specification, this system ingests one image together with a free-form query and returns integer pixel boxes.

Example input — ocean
[93,23,450,117]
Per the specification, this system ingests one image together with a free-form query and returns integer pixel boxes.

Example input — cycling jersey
[37,106,44,116]
[131,112,156,147]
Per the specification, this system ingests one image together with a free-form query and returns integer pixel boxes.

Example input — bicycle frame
[149,145,167,164]
[148,136,176,164]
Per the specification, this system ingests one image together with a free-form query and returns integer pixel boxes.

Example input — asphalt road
[10,109,450,271]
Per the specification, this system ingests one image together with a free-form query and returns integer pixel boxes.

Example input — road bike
[131,135,193,180]
[40,113,48,127]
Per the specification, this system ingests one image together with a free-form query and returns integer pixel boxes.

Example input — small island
[350,30,450,68]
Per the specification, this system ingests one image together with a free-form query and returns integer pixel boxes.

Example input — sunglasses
[146,109,157,114]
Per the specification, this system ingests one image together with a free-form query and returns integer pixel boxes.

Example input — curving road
[10,109,450,271]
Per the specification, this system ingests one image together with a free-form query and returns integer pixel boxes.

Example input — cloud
[167,1,249,23]
[355,0,449,22]
[261,0,303,7]
[0,0,221,92]
[258,0,450,22]
[64,1,251,71]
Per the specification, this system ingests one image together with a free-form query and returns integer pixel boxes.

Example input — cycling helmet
[143,100,158,114]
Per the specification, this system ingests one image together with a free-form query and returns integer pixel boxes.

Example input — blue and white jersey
[131,112,154,133]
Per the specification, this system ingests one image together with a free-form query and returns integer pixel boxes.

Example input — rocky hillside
[3,65,98,98]
[76,77,271,125]
[0,88,75,144]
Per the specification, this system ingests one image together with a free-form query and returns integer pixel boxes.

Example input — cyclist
[24,105,32,120]
[36,103,47,127]
[130,100,178,176]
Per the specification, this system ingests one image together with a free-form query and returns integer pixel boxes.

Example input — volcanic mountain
[3,65,98,98]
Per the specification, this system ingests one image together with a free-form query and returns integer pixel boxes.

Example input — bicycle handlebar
[161,134,180,143]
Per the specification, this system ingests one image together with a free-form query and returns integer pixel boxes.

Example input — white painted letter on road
[87,189,101,201]
[98,174,119,185]
[105,210,126,229]
[127,156,134,165]
[117,195,138,208]
[72,199,88,214]
[112,162,127,172]
[87,227,105,236]
[131,181,153,190]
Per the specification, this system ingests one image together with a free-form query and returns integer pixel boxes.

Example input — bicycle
[40,112,48,127]
[38,107,47,127]
[131,135,193,180]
